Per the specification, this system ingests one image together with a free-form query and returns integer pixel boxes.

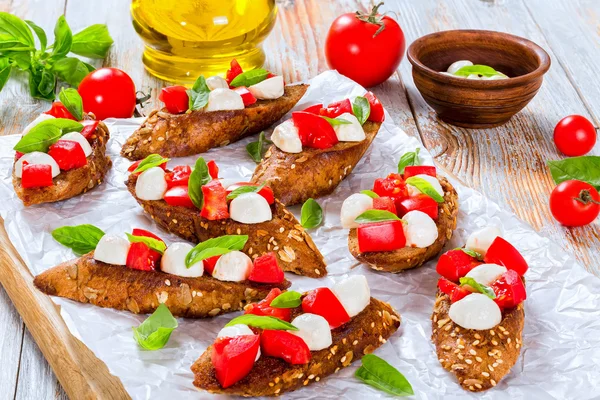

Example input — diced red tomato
[225,59,244,85]
[365,92,385,122]
[200,180,229,220]
[266,72,276,79]
[491,270,527,309]
[244,288,291,322]
[159,86,189,114]
[21,163,53,188]
[125,242,159,271]
[357,220,406,253]
[212,334,260,388]
[438,278,471,303]
[226,182,275,205]
[301,287,350,328]
[203,255,220,275]
[397,194,438,220]
[80,120,99,140]
[164,186,195,208]
[373,196,397,215]
[484,237,529,276]
[207,160,219,179]
[303,103,323,114]
[248,253,284,284]
[130,229,164,269]
[436,249,482,282]
[372,173,409,209]
[44,101,76,120]
[320,98,352,118]
[260,330,311,364]
[15,151,24,160]
[291,111,339,149]
[48,140,87,171]
[233,86,257,106]
[403,165,436,179]
[165,165,192,188]
[128,160,167,173]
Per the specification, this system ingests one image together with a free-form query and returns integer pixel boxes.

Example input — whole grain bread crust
[348,177,459,273]
[191,297,400,396]
[33,253,291,318]
[250,121,382,206]
[121,85,308,160]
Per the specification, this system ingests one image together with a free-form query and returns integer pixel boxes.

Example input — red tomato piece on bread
[491,270,526,309]
[48,140,87,171]
[248,253,284,284]
[291,111,339,149]
[403,165,436,179]
[301,287,351,328]
[226,183,275,205]
[244,288,291,322]
[159,86,189,114]
[200,180,230,220]
[436,249,482,282]
[484,237,528,276]
[21,163,53,188]
[357,220,406,252]
[397,194,438,220]
[365,92,385,122]
[212,334,260,388]
[373,196,397,215]
[260,330,311,364]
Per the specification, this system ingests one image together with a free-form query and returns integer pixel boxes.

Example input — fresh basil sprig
[229,68,269,88]
[246,131,272,163]
[301,198,323,229]
[52,224,105,255]
[187,75,210,111]
[14,118,83,153]
[322,115,352,126]
[270,291,302,308]
[352,96,371,125]
[360,189,380,199]
[355,209,400,224]
[458,247,483,260]
[133,303,178,351]
[58,87,83,120]
[454,64,501,78]
[397,148,420,174]
[355,354,414,397]
[126,233,166,255]
[133,154,170,174]
[227,183,266,200]
[225,314,298,331]
[185,235,248,267]
[188,157,211,209]
[405,176,444,203]
[70,24,114,58]
[459,277,496,299]
[547,156,600,190]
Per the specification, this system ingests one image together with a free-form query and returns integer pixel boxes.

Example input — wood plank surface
[0,287,23,400]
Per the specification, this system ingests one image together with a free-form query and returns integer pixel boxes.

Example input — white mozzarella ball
[407,174,444,197]
[94,235,130,265]
[217,324,260,360]
[465,226,502,256]
[333,112,366,142]
[160,242,204,277]
[61,131,93,157]
[229,192,272,224]
[14,151,60,178]
[135,167,168,201]
[271,119,302,153]
[248,76,284,100]
[467,74,481,80]
[402,210,439,248]
[465,264,507,286]
[206,75,229,91]
[22,114,55,135]
[204,88,244,112]
[332,275,371,317]
[291,313,332,351]
[449,293,502,330]
[447,60,473,74]
[483,73,508,80]
[212,251,252,282]
[340,193,374,229]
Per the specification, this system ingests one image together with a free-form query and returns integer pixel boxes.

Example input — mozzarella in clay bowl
[441,59,509,80]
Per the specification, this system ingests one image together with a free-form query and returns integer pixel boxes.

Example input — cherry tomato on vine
[553,115,597,156]
[549,180,600,227]
[78,68,137,120]
[325,2,405,88]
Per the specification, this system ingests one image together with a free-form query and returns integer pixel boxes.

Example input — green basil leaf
[229,68,269,88]
[25,20,47,51]
[37,69,56,97]
[454,65,499,77]
[27,65,55,100]
[301,198,323,229]
[14,118,83,153]
[185,235,248,267]
[397,148,420,173]
[225,314,298,331]
[355,209,400,224]
[0,12,35,48]
[70,24,113,58]
[405,176,444,203]
[457,247,483,260]
[133,303,178,351]
[49,16,72,61]
[355,354,414,397]
[360,189,380,199]
[0,57,11,92]
[133,154,170,174]
[188,157,211,209]
[187,75,210,111]
[246,131,272,163]
[52,224,105,255]
[7,51,32,70]
[322,115,352,126]
[459,277,496,299]
[352,96,371,125]
[125,233,167,255]
[226,182,266,200]
[58,87,83,120]
[51,56,90,87]
[270,291,302,308]
[547,156,600,191]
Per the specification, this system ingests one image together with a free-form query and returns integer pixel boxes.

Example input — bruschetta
[34,226,290,318]
[125,156,327,278]
[431,227,527,391]
[191,275,401,396]
[121,59,307,160]
[12,102,111,206]
[250,93,384,206]
[341,152,459,272]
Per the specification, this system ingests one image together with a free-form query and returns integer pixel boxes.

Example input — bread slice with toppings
[121,85,308,161]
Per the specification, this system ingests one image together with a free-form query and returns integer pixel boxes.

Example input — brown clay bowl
[407,30,551,128]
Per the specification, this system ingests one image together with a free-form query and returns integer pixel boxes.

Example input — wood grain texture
[0,287,23,400]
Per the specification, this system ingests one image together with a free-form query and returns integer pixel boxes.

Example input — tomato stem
[355,1,386,37]
[575,189,600,205]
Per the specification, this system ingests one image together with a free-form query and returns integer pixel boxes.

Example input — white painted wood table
[0,0,599,398]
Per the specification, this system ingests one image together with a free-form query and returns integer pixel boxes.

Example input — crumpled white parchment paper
[1,71,599,400]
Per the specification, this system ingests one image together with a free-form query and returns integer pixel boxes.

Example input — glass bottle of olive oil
[131,0,277,84]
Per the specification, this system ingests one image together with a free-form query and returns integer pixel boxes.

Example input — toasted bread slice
[34,253,291,318]
[431,291,524,392]
[121,85,308,160]
[251,121,382,206]
[125,175,327,278]
[13,120,112,207]
[348,178,459,273]
[191,297,400,396]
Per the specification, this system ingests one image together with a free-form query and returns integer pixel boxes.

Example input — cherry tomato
[436,249,482,282]
[80,120,99,140]
[373,196,396,215]
[200,180,229,220]
[484,237,529,276]
[165,165,192,188]
[357,220,406,252]
[126,242,157,271]
[44,102,76,120]
[291,111,338,149]
[437,278,471,303]
[21,163,53,188]
[302,287,350,328]
[212,334,260,388]
[244,288,291,321]
[248,252,284,284]
[325,3,405,87]
[131,229,164,267]
[553,115,597,156]
[372,173,409,208]
[397,194,438,220]
[159,86,189,114]
[260,330,311,364]
[320,99,352,118]
[549,180,600,226]
[48,140,87,171]
[78,68,136,120]
[164,186,195,208]
[491,270,526,309]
